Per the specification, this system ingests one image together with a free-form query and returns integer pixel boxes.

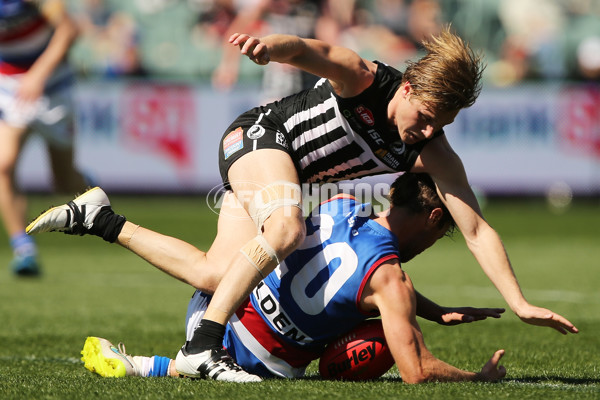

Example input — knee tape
[240,235,280,279]
[247,181,302,230]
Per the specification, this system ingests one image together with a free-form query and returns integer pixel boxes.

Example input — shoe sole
[13,265,41,277]
[11,256,42,277]
[81,337,127,378]
[26,187,105,235]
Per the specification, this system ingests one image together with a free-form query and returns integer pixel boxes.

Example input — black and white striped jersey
[257,61,443,184]
[220,61,444,185]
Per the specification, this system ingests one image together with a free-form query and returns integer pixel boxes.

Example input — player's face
[399,223,449,263]
[392,84,458,145]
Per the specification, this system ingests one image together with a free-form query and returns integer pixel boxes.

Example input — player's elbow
[400,370,429,384]
[398,361,430,384]
[463,219,497,249]
[399,356,439,384]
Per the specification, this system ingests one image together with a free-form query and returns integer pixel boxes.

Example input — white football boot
[26,187,110,235]
[175,347,262,382]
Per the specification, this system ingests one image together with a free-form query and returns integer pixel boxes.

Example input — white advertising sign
[16,82,600,195]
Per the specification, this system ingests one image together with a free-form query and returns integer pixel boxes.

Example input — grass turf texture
[0,194,598,399]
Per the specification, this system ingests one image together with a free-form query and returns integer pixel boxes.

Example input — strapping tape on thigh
[240,235,280,279]
[247,181,302,229]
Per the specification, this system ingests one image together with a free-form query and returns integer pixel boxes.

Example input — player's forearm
[28,16,78,81]
[414,354,481,383]
[398,346,484,383]
[467,225,528,313]
[387,319,481,383]
[260,34,312,64]
[414,291,445,322]
[260,34,340,77]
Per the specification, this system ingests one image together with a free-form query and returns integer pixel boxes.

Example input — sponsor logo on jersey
[390,140,406,155]
[223,127,244,159]
[355,105,375,126]
[253,281,313,344]
[368,129,385,146]
[247,124,265,139]
[374,148,400,169]
[276,131,289,149]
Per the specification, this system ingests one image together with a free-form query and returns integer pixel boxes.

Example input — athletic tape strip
[240,235,280,279]
[246,181,302,230]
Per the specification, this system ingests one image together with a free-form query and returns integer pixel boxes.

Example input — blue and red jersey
[223,195,400,377]
[0,0,54,74]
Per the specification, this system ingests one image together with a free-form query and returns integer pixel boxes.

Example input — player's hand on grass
[517,304,579,334]
[229,33,270,65]
[438,306,505,325]
[477,349,506,382]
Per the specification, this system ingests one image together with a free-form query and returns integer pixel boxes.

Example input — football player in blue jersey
[28,26,578,381]
[30,173,509,382]
[0,0,86,276]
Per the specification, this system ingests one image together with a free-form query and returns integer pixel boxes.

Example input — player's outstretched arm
[227,32,376,97]
[415,291,505,325]
[413,136,578,335]
[363,261,506,383]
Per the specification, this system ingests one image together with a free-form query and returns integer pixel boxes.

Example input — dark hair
[388,173,456,234]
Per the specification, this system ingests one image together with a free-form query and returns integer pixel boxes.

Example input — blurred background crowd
[65,0,600,86]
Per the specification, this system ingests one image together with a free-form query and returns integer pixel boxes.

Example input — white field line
[504,380,599,392]
[415,285,600,304]
[0,355,81,364]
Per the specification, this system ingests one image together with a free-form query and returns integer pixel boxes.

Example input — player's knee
[0,157,15,178]
[263,212,306,257]
[189,253,220,293]
[245,180,304,253]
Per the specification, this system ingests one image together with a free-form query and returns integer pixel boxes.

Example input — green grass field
[1,194,599,399]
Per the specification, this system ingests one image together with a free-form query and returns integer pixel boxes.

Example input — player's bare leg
[119,191,258,293]
[203,149,305,324]
[176,149,305,382]
[48,144,87,193]
[27,185,258,294]
[0,122,40,275]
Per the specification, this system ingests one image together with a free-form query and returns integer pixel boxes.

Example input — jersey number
[290,213,358,315]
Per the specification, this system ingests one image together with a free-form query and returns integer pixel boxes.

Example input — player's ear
[427,207,443,227]
[400,81,412,98]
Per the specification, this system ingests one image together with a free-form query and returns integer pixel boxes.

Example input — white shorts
[0,63,75,148]
[184,290,210,341]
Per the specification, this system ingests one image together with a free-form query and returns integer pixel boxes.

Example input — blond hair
[403,26,484,112]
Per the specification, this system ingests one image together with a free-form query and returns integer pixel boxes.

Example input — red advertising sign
[122,84,196,166]
[558,86,600,159]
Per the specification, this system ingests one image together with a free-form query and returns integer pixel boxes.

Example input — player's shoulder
[371,61,404,85]
[343,60,403,103]
[316,194,358,219]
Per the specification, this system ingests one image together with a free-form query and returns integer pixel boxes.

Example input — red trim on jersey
[0,61,29,74]
[356,253,400,314]
[0,16,48,42]
[235,298,321,367]
[319,194,356,206]
[0,16,46,42]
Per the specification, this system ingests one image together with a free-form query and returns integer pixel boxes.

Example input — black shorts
[218,107,296,187]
